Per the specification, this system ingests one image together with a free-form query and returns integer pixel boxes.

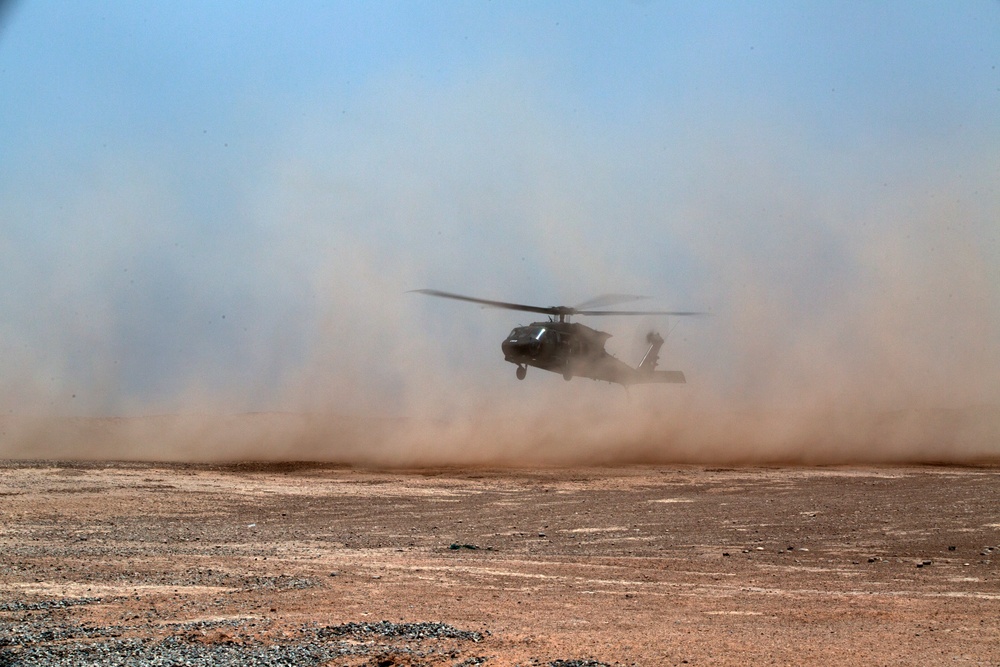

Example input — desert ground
[2,461,999,666]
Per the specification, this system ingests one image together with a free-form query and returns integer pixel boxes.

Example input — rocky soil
[1,461,999,665]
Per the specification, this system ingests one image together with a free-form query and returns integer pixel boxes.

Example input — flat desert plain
[2,462,999,665]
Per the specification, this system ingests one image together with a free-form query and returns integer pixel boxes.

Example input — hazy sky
[1,1,998,418]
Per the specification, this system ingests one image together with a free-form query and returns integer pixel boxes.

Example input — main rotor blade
[575,309,709,316]
[572,293,649,310]
[410,289,564,316]
[411,289,708,318]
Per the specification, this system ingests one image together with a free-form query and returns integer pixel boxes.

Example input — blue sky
[1,1,998,417]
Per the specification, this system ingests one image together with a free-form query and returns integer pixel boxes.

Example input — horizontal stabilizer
[643,370,686,384]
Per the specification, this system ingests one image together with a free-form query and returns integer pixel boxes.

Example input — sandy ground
[2,461,1000,665]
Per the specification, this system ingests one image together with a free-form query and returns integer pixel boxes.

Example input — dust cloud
[1,73,998,467]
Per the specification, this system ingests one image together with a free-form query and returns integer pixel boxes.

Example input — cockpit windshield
[507,326,546,343]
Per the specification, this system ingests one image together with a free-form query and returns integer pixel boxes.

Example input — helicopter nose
[502,338,536,360]
[500,340,527,359]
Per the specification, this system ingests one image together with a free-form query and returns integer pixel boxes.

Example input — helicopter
[411,289,704,386]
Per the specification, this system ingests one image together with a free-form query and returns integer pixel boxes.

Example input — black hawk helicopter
[412,289,704,386]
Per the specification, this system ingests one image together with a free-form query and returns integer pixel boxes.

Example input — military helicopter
[412,289,704,386]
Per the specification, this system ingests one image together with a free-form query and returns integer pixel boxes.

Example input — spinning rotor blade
[410,289,566,316]
[572,293,649,310]
[575,309,708,317]
[412,289,706,317]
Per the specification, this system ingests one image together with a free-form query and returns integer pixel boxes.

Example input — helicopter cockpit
[501,325,551,361]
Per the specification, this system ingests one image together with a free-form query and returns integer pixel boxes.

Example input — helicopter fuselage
[501,320,669,384]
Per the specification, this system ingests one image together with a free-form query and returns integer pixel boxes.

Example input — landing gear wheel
[563,372,572,381]
[515,365,526,380]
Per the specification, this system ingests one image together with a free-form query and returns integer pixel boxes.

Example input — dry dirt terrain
[2,461,999,665]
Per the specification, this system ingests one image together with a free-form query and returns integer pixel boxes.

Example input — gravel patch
[0,598,103,613]
[0,618,492,667]
[316,620,486,642]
